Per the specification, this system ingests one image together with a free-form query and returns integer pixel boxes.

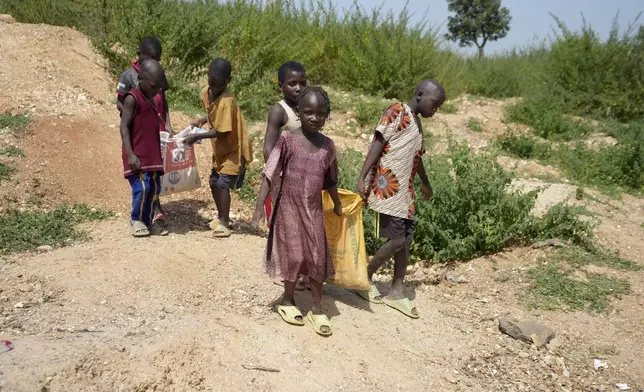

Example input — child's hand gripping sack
[322,189,370,291]
[159,127,202,196]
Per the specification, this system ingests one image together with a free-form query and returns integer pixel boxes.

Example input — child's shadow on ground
[265,280,420,322]
[401,280,420,301]
[327,280,420,313]
[265,283,386,319]
[163,200,211,235]
[325,285,375,316]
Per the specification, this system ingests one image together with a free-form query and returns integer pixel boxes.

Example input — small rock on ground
[446,273,468,284]
[532,239,567,249]
[498,317,555,348]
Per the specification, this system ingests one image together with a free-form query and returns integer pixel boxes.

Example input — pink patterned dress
[263,132,338,283]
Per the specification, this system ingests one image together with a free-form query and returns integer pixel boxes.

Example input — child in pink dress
[252,86,342,336]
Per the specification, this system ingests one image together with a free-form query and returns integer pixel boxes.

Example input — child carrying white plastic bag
[159,126,205,196]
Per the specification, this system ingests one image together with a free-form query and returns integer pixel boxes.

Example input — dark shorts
[379,213,416,239]
[210,166,245,190]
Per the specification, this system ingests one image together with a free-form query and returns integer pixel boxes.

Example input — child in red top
[116,36,173,227]
[119,60,169,237]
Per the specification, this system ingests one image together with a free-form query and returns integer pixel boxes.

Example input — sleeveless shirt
[121,88,165,177]
[278,100,300,132]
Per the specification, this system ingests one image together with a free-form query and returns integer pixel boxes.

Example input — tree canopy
[445,0,512,57]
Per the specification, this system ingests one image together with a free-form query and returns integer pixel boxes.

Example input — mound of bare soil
[0,19,113,116]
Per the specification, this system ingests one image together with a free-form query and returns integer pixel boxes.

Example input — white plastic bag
[159,127,201,196]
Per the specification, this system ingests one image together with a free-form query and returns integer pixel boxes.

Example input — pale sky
[334,0,643,55]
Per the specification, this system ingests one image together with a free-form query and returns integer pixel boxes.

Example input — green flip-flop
[356,284,384,304]
[212,222,232,238]
[383,297,420,319]
[277,305,305,326]
[306,311,332,337]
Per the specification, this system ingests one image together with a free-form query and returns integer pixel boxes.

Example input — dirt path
[1,219,643,391]
[1,220,461,391]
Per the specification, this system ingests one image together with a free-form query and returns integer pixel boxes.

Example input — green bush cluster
[0,204,112,254]
[338,144,593,263]
[497,132,643,192]
[546,17,644,122]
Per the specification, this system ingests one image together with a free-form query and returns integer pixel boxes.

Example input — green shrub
[505,94,590,141]
[556,140,643,192]
[440,103,458,114]
[521,204,594,248]
[467,118,482,132]
[0,162,17,183]
[0,204,112,254]
[0,146,26,158]
[0,114,30,133]
[522,262,630,313]
[496,133,551,160]
[338,144,593,262]
[354,100,385,127]
[497,132,643,193]
[466,44,548,99]
[546,16,644,122]
[410,144,592,261]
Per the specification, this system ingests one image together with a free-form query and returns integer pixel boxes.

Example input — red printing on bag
[163,142,196,172]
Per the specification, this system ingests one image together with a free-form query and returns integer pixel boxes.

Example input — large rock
[498,317,555,348]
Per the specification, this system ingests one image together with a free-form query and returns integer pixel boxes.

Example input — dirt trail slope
[1,221,643,391]
[0,20,113,116]
[1,19,644,392]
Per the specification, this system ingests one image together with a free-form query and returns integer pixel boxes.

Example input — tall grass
[338,144,594,263]
[0,0,472,120]
[3,1,641,127]
[466,43,549,99]
[547,15,644,122]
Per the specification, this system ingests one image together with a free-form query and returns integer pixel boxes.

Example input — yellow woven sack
[322,189,370,291]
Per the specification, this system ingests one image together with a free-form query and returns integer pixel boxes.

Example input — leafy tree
[445,0,511,58]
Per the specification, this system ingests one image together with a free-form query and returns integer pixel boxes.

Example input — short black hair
[139,36,162,59]
[297,86,331,116]
[278,61,306,84]
[209,58,232,79]
[416,78,446,100]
